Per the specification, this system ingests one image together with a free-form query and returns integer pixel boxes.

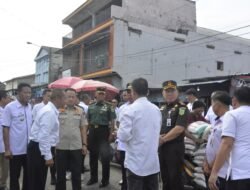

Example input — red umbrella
[71,80,119,99]
[48,77,82,89]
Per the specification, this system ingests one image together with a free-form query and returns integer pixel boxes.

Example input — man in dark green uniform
[86,87,116,188]
[159,80,189,190]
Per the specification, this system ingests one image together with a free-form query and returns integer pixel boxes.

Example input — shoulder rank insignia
[160,105,166,111]
[179,107,186,116]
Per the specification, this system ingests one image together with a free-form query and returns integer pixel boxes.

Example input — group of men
[0,78,250,190]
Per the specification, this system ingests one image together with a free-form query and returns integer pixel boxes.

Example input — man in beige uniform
[56,88,88,190]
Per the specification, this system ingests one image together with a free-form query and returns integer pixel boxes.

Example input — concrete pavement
[45,154,122,190]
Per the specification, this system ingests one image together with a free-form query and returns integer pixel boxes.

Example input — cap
[162,80,177,90]
[126,83,132,90]
[96,87,106,94]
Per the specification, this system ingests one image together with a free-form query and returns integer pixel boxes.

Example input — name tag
[166,118,171,127]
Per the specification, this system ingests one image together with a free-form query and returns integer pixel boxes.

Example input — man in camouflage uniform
[86,87,116,188]
[159,80,189,190]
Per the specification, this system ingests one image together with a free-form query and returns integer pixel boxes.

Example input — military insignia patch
[179,107,186,115]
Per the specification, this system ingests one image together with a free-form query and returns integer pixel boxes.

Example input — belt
[90,124,108,129]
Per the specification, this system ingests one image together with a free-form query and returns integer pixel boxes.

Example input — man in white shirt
[116,83,133,190]
[185,88,198,111]
[0,91,11,190]
[27,89,66,190]
[32,89,52,120]
[78,93,90,114]
[204,91,231,190]
[118,78,162,190]
[2,83,33,190]
[209,87,250,190]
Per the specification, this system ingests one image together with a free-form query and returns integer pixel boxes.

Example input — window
[234,50,242,55]
[217,61,224,71]
[174,37,185,43]
[206,44,215,49]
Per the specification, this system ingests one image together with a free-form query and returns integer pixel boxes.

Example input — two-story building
[33,46,62,97]
[61,0,250,102]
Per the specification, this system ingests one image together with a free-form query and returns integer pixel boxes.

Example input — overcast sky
[0,0,249,82]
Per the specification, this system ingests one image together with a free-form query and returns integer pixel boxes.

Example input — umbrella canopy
[71,80,120,99]
[48,77,82,89]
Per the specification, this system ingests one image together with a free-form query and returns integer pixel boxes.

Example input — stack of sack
[184,121,212,189]
[193,145,206,189]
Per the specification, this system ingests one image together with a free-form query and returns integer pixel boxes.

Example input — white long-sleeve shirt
[0,106,5,153]
[118,97,162,176]
[32,101,45,120]
[29,102,59,160]
[116,102,131,151]
[206,115,229,178]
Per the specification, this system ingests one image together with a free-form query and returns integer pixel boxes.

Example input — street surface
[45,154,122,190]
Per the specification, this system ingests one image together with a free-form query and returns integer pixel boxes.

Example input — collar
[16,100,29,108]
[48,102,59,116]
[79,101,87,106]
[134,97,147,103]
[166,99,179,107]
[65,105,77,110]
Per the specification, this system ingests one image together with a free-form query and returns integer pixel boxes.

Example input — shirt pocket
[59,114,67,125]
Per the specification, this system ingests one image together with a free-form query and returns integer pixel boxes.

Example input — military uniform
[159,81,189,190]
[87,87,116,187]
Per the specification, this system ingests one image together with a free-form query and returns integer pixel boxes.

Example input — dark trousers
[226,178,250,190]
[88,127,110,183]
[205,174,227,190]
[27,141,48,190]
[50,147,56,180]
[56,149,82,190]
[127,169,159,190]
[9,154,28,190]
[120,151,127,190]
[159,141,184,190]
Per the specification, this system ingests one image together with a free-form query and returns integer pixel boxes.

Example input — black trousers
[127,169,159,190]
[56,149,82,190]
[119,151,127,190]
[9,154,28,190]
[159,141,184,190]
[50,147,56,179]
[226,178,250,190]
[88,127,110,183]
[27,141,48,190]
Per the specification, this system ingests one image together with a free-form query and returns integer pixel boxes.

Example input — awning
[179,79,229,87]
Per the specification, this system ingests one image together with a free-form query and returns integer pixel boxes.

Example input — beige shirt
[57,106,88,150]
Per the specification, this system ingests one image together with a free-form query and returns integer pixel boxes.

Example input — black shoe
[86,179,98,186]
[99,181,109,188]
[51,177,56,185]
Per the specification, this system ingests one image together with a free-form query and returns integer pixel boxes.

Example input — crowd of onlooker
[0,79,250,190]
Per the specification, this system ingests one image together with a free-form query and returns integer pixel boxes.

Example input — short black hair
[192,100,206,110]
[234,87,250,105]
[211,91,231,106]
[42,89,51,96]
[0,90,7,101]
[186,88,197,97]
[78,92,90,101]
[131,78,148,96]
[65,88,77,93]
[17,83,31,92]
